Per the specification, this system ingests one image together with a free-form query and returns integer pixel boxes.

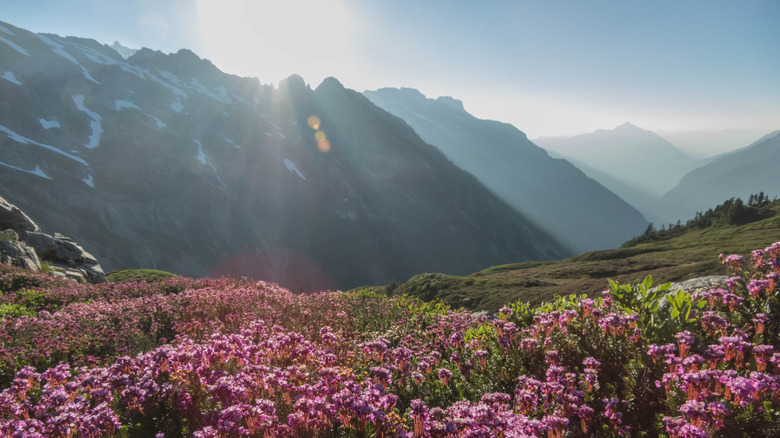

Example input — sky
[2,0,779,151]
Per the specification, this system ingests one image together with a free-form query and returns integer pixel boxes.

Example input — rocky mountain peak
[435,96,464,112]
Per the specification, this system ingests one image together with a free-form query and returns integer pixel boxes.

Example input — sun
[196,0,356,85]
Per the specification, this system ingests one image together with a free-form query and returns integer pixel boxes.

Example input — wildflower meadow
[1,242,779,437]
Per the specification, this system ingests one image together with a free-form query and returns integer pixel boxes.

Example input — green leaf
[643,275,653,290]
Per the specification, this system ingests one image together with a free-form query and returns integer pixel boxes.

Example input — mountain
[363,88,648,253]
[0,21,568,291]
[535,122,700,196]
[662,131,780,221]
[109,41,138,59]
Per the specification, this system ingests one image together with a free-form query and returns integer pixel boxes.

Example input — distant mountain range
[535,122,700,197]
[663,131,780,220]
[363,88,648,253]
[0,20,568,291]
[535,123,780,225]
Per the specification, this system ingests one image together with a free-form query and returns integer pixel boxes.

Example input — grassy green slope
[363,203,780,312]
[106,269,178,283]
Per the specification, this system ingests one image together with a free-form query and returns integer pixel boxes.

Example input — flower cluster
[0,241,778,436]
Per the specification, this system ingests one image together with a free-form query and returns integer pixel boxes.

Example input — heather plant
[0,241,778,436]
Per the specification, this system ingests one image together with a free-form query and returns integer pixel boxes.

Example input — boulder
[82,263,107,283]
[0,196,39,233]
[49,264,87,283]
[53,233,85,262]
[25,231,58,258]
[0,239,41,271]
[48,262,107,284]
[0,229,19,242]
[0,195,107,284]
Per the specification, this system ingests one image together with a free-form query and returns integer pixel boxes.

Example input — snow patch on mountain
[113,99,139,111]
[71,41,118,66]
[283,158,306,180]
[170,102,183,113]
[82,173,94,187]
[0,24,13,35]
[150,70,187,98]
[0,35,28,56]
[38,118,60,129]
[190,78,232,103]
[118,63,146,79]
[37,34,98,83]
[0,161,52,180]
[1,71,21,84]
[194,140,208,165]
[224,137,240,149]
[194,140,227,189]
[153,117,166,128]
[72,95,103,149]
[0,124,88,166]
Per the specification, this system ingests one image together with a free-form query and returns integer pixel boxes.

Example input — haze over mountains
[535,122,700,198]
[535,123,780,225]
[363,88,648,253]
[663,130,780,221]
[0,20,568,290]
[1,19,778,291]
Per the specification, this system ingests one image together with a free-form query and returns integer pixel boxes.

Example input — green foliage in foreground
[107,268,178,283]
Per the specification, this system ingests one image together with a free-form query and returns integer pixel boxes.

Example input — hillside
[363,88,648,253]
[0,20,567,291]
[375,199,780,312]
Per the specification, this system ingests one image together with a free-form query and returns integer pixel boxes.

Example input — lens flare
[317,139,331,153]
[307,115,321,130]
[315,131,327,142]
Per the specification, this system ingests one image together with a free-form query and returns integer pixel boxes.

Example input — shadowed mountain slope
[0,21,568,291]
[364,88,648,253]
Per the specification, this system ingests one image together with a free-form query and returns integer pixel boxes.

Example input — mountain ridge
[0,20,567,291]
[363,87,648,254]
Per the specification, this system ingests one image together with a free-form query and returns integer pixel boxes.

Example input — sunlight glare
[196,0,356,85]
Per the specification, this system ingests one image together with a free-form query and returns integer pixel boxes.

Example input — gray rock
[665,276,729,295]
[0,197,106,284]
[53,234,87,262]
[0,229,19,242]
[25,232,58,258]
[0,196,39,233]
[82,263,107,283]
[79,250,99,265]
[0,240,41,271]
[49,264,87,283]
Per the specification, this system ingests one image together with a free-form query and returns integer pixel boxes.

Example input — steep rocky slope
[0,21,567,290]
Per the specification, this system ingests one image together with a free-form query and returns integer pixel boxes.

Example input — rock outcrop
[0,195,106,283]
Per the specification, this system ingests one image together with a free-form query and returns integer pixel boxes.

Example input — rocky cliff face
[364,88,649,253]
[0,21,568,290]
[0,195,106,283]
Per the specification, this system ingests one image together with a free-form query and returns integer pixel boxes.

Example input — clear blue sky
[2,0,778,141]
